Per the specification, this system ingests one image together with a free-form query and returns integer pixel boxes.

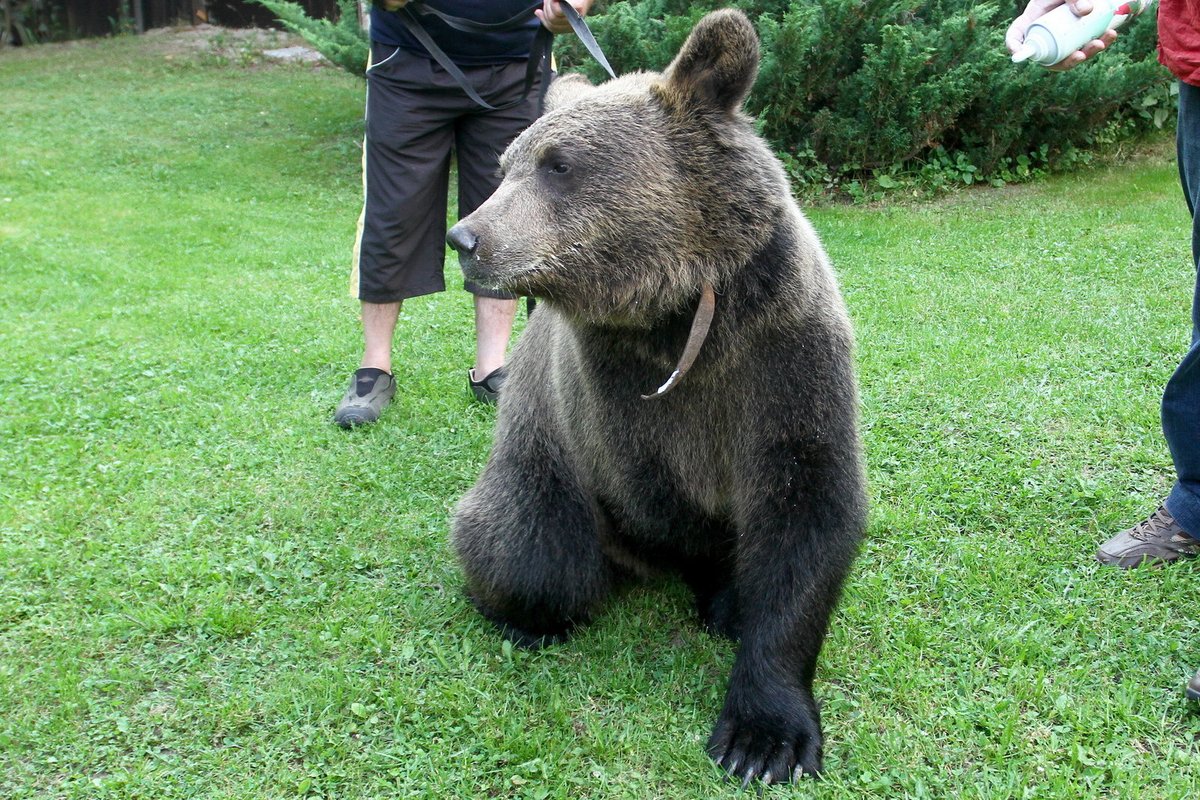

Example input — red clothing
[1160,0,1200,85]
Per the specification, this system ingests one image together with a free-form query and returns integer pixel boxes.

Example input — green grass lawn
[4,30,1200,800]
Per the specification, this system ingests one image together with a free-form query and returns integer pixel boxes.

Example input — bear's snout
[448,220,504,290]
[446,222,480,258]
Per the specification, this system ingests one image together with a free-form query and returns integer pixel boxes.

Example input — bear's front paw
[705,691,822,784]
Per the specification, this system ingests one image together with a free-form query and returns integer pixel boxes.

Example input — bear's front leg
[707,437,866,783]
[451,429,613,648]
[707,658,824,783]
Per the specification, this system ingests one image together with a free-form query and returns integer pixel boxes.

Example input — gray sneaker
[1096,505,1200,569]
[468,366,507,405]
[334,368,395,428]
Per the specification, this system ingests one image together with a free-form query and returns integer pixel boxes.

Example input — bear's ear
[662,9,759,116]
[545,72,595,113]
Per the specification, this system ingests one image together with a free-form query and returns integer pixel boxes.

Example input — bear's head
[447,9,788,325]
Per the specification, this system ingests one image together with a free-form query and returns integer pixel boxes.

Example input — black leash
[394,1,615,112]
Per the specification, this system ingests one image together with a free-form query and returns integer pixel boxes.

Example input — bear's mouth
[455,251,491,287]
[459,251,549,297]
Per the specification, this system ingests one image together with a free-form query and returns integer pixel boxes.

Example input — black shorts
[350,43,542,303]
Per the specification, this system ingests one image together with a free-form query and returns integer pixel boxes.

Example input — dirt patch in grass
[144,24,329,66]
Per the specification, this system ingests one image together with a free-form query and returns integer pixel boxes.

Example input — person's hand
[1005,0,1119,71]
[379,0,407,10]
[536,0,593,34]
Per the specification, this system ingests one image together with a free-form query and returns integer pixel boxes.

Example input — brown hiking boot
[1095,505,1200,569]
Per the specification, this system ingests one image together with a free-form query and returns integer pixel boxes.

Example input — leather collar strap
[642,284,717,400]
[396,2,616,112]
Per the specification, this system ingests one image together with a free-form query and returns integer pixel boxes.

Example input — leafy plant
[556,0,1175,196]
[249,0,368,74]
[2,0,54,46]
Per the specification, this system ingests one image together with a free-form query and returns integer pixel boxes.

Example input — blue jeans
[1165,81,1200,539]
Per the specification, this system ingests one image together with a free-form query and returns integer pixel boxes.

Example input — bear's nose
[446,223,480,256]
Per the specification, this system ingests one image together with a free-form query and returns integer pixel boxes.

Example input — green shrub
[248,0,1173,195]
[249,0,368,74]
[557,0,1174,194]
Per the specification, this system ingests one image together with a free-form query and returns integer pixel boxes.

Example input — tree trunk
[1,0,13,46]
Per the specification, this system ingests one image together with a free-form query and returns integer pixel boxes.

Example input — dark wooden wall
[206,0,341,29]
[7,1,342,43]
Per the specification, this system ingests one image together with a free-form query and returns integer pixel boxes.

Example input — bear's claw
[706,710,822,784]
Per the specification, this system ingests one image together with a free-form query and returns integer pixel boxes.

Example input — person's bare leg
[360,301,402,374]
[473,296,517,378]
[334,300,403,427]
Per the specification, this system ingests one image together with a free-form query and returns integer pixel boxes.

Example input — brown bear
[445,8,866,785]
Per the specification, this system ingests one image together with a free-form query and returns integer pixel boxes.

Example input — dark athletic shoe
[468,366,507,405]
[1188,669,1200,701]
[1095,505,1200,569]
[333,368,395,428]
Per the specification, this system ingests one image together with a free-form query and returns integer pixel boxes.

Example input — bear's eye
[550,162,572,175]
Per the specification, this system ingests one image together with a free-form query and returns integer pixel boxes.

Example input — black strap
[409,2,613,79]
[407,2,539,33]
[392,2,614,112]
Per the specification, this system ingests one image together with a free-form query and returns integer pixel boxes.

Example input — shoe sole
[1095,552,1196,570]
[334,409,380,428]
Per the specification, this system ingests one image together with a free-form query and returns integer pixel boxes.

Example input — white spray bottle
[1011,0,1153,66]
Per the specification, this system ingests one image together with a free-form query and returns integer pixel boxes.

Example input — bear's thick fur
[446,9,866,784]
